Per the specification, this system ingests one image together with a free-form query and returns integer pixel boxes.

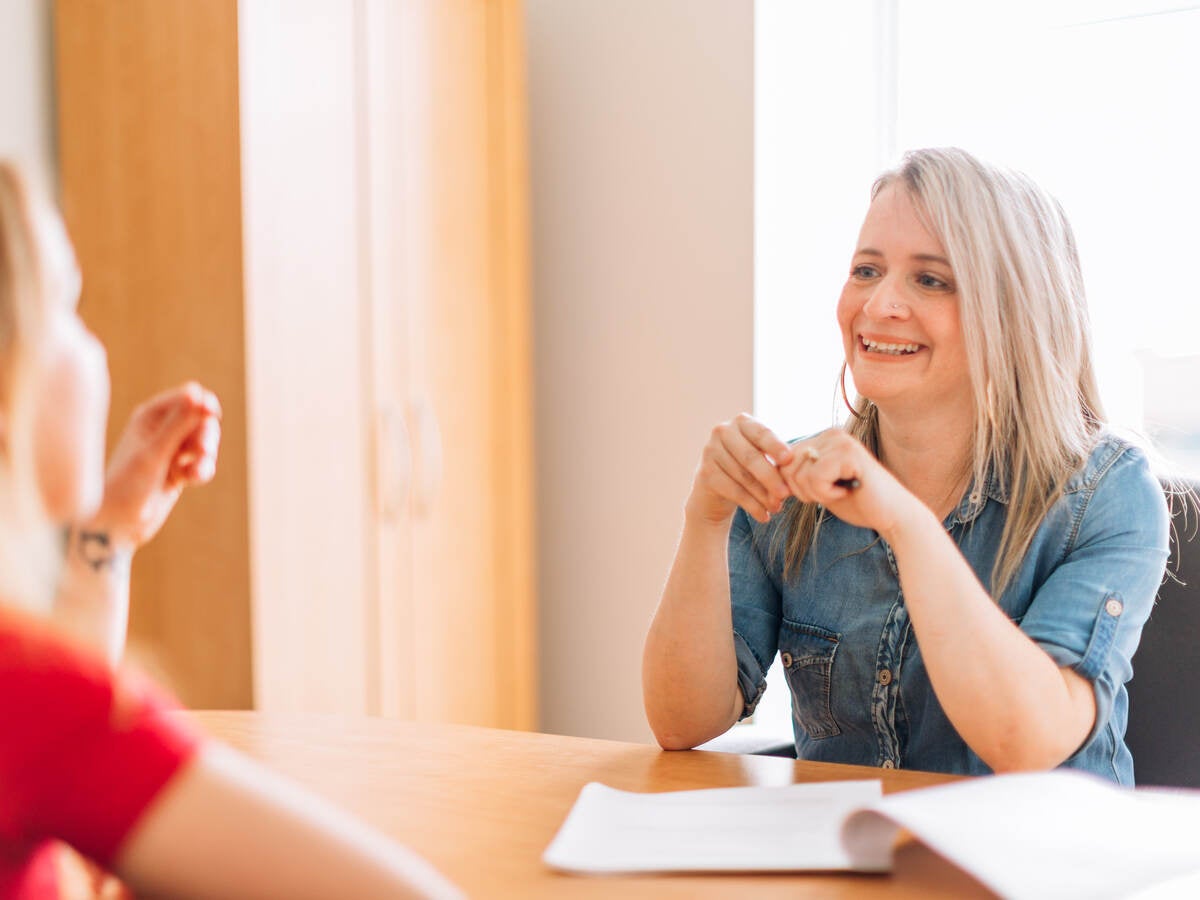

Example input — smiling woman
[642,147,1170,785]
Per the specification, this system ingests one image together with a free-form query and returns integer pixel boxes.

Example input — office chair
[1125,486,1200,788]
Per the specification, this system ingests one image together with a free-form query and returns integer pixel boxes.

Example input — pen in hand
[834,478,861,490]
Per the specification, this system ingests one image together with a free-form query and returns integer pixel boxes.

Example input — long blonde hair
[781,148,1103,597]
[0,161,69,610]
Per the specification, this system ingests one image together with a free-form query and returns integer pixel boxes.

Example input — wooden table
[191,712,994,898]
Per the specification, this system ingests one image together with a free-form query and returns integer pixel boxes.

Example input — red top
[0,610,202,900]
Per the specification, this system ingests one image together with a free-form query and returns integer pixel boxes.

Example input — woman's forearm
[643,515,745,749]
[117,744,463,900]
[51,527,133,665]
[884,507,1095,772]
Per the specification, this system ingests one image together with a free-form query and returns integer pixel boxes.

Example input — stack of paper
[544,771,1200,899]
[545,780,886,875]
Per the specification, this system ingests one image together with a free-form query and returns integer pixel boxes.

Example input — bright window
[757,0,1200,466]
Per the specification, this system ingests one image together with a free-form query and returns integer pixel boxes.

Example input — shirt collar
[947,465,1010,526]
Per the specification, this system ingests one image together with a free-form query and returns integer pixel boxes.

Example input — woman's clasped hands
[687,414,918,540]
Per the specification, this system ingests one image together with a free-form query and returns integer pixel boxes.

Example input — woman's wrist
[879,497,941,549]
[682,502,737,538]
[68,522,136,575]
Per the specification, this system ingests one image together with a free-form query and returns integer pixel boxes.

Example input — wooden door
[55,0,254,708]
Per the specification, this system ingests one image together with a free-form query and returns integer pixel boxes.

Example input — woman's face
[836,183,971,418]
[29,208,110,522]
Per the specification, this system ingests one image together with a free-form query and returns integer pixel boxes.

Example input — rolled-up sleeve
[1019,445,1169,744]
[729,508,784,720]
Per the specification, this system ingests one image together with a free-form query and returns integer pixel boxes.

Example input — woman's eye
[916,273,949,290]
[851,264,879,279]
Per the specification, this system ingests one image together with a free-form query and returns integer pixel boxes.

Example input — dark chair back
[1125,488,1200,788]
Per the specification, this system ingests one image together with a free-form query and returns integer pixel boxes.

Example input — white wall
[526,1,754,742]
[0,0,54,185]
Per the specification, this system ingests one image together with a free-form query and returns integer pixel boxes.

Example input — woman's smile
[857,333,925,358]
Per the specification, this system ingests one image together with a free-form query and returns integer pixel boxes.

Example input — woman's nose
[861,280,909,319]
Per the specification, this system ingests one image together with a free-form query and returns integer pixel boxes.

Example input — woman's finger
[187,416,222,460]
[782,466,817,504]
[721,423,790,508]
[132,382,204,428]
[167,451,214,489]
[172,450,216,482]
[734,413,793,465]
[173,413,221,458]
[135,383,219,439]
[155,404,208,459]
[782,440,835,502]
[711,446,777,515]
[787,440,863,505]
[187,455,217,484]
[705,463,771,523]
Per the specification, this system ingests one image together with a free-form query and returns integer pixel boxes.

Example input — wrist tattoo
[76,530,130,574]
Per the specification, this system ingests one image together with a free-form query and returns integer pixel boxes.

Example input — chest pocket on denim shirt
[780,620,841,739]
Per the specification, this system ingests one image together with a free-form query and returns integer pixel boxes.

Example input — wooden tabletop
[190,711,994,898]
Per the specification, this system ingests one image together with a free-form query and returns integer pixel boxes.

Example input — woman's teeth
[862,337,920,355]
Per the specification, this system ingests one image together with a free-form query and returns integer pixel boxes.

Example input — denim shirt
[730,432,1169,783]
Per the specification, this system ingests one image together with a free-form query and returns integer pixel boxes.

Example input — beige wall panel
[527,0,755,741]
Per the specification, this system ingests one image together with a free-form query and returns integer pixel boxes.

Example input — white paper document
[544,771,1200,899]
[543,779,886,874]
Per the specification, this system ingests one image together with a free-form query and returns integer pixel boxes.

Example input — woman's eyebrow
[855,247,951,268]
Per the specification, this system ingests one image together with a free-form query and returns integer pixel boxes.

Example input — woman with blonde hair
[0,161,460,899]
[643,147,1169,782]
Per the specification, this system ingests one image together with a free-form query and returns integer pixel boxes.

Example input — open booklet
[544,771,1200,899]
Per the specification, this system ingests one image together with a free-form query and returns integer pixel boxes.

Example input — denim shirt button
[780,652,794,667]
[1105,598,1124,617]
[877,668,893,685]
[881,759,895,769]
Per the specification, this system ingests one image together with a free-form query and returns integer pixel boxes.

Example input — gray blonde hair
[0,161,69,610]
[781,147,1103,597]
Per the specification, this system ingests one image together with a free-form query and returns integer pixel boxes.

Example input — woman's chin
[851,381,902,407]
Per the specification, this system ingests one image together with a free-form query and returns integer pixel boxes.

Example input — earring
[840,361,863,419]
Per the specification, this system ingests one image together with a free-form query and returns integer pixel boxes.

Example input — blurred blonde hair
[0,161,69,611]
[781,147,1103,598]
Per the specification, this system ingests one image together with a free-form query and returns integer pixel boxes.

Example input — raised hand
[80,382,222,555]
[686,414,794,525]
